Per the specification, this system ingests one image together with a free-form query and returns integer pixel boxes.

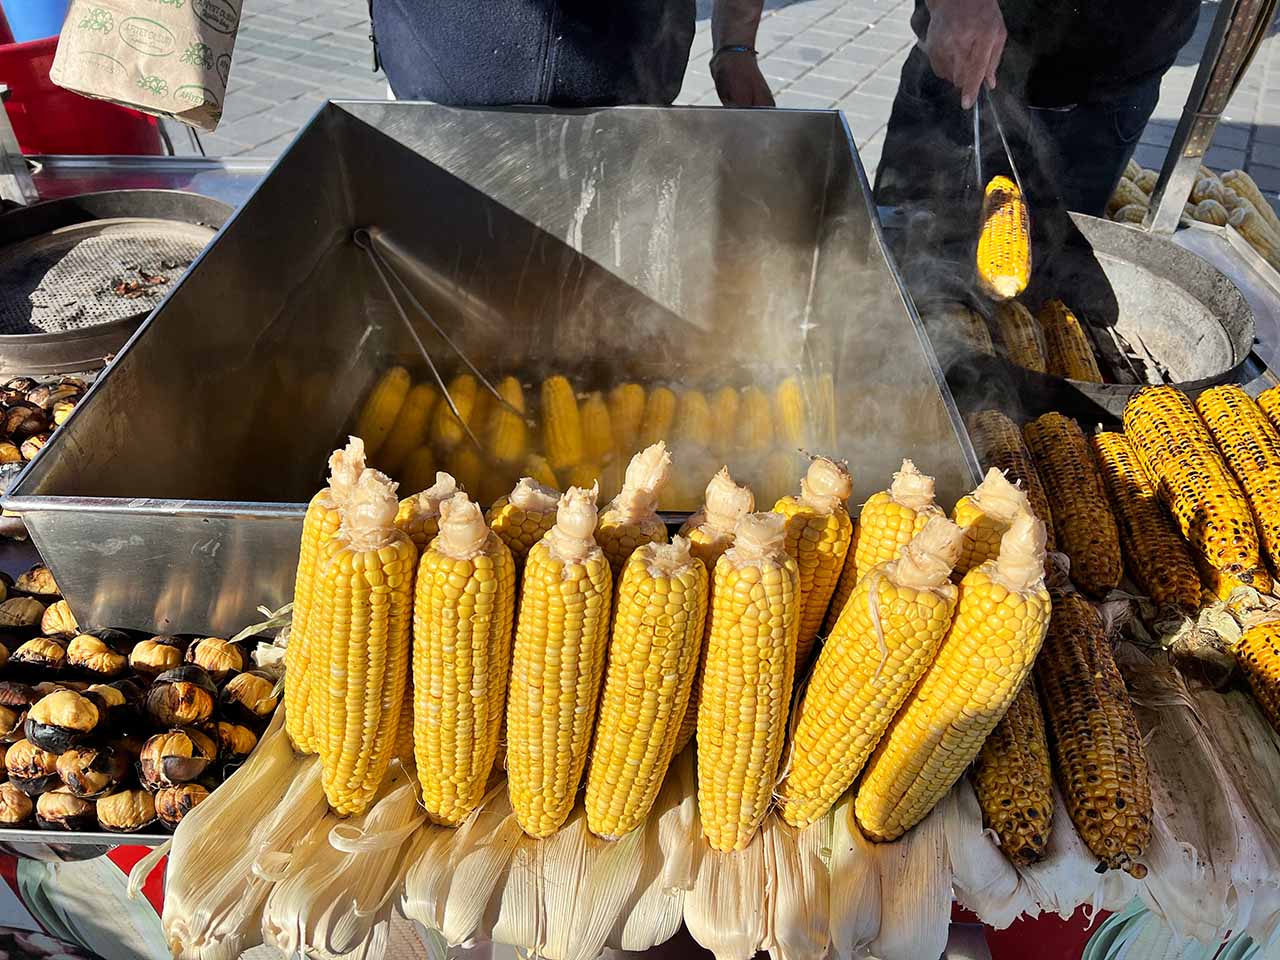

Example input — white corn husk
[1017,786,1130,919]
[867,796,952,960]
[683,807,769,960]
[763,813,831,960]
[828,793,881,960]
[943,780,1038,928]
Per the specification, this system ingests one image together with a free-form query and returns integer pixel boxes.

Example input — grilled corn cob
[697,512,801,852]
[597,442,671,578]
[952,468,1029,576]
[1023,413,1122,597]
[484,375,528,465]
[1035,590,1151,877]
[585,536,708,839]
[1124,159,1142,181]
[1222,169,1280,235]
[773,456,855,672]
[430,373,479,451]
[972,680,1053,866]
[773,377,805,446]
[991,302,1047,373]
[709,387,741,458]
[395,472,460,549]
[399,446,437,497]
[1236,620,1280,733]
[608,382,646,460]
[1038,299,1102,382]
[966,410,1057,551]
[639,386,677,448]
[1091,432,1199,614]
[541,375,584,471]
[506,486,613,837]
[923,302,994,355]
[377,383,438,474]
[1123,386,1270,593]
[356,367,411,457]
[486,477,560,569]
[977,176,1031,300]
[1260,385,1280,435]
[737,386,774,451]
[580,392,615,465]
[855,512,1051,841]
[780,517,963,828]
[413,494,516,826]
[674,390,713,448]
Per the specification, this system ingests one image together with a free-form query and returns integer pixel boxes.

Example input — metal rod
[0,85,37,207]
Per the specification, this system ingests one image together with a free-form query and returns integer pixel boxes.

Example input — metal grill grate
[0,218,213,335]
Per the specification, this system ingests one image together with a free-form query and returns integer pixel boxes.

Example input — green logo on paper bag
[77,50,126,74]
[174,84,218,109]
[137,74,169,95]
[119,17,175,56]
[215,53,230,85]
[180,41,213,69]
[157,0,184,7]
[190,0,237,34]
[77,7,113,31]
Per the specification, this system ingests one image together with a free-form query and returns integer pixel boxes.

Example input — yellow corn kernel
[608,383,646,460]
[395,472,460,550]
[977,176,1031,300]
[709,387,741,458]
[673,390,713,448]
[1237,620,1280,734]
[848,458,944,586]
[484,375,528,465]
[952,467,1028,576]
[737,386,773,451]
[486,477,561,569]
[430,373,479,451]
[580,392,615,465]
[356,366,411,457]
[541,375,584,471]
[639,386,677,448]
[597,442,671,578]
[1259,385,1280,436]
[773,377,805,446]
[521,453,558,490]
[966,410,1057,551]
[1038,299,1102,383]
[376,383,438,474]
[992,301,1046,373]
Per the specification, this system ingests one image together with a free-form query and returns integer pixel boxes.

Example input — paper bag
[49,0,240,132]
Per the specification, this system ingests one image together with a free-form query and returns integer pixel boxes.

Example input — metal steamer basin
[5,102,979,637]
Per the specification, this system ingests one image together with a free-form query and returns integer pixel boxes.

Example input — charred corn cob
[972,680,1053,866]
[430,373,479,451]
[1023,413,1123,597]
[506,486,613,837]
[486,477,560,569]
[781,517,963,828]
[286,438,365,754]
[1036,590,1151,877]
[585,536,708,839]
[1091,432,1199,614]
[413,495,516,826]
[1124,158,1142,181]
[522,454,558,490]
[1108,178,1149,214]
[992,302,1047,373]
[773,456,855,671]
[1039,299,1102,382]
[597,442,671,578]
[1259,385,1280,435]
[855,512,1051,841]
[1123,386,1270,592]
[709,387,741,458]
[580,392,615,465]
[608,383,646,460]
[967,410,1057,551]
[399,446,438,497]
[923,302,994,355]
[484,375,528,465]
[1236,620,1280,733]
[737,386,774,451]
[639,386,677,448]
[773,377,805,446]
[697,512,801,852]
[977,176,1031,301]
[377,383,438,474]
[356,367,411,457]
[541,375,584,471]
[952,468,1029,576]
[674,390,713,448]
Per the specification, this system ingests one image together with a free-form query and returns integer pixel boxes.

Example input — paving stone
[854,74,901,100]
[776,89,839,108]
[799,29,855,49]
[1252,124,1280,146]
[218,91,276,125]
[1250,141,1280,168]
[824,42,894,67]
[839,110,885,142]
[851,28,910,52]
[1244,163,1280,194]
[809,57,875,85]
[787,72,856,99]
[1204,144,1247,169]
[759,55,813,80]
[769,42,833,65]
[219,111,296,149]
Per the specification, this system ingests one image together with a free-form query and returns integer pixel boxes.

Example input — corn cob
[709,387,741,458]
[1123,386,1270,592]
[1091,432,1199,614]
[1035,590,1151,877]
[952,467,1029,576]
[1112,204,1147,225]
[1133,169,1158,194]
[972,680,1053,866]
[666,450,716,513]
[1108,177,1150,214]
[1222,169,1280,234]
[522,453,558,490]
[376,383,438,474]
[923,302,994,355]
[977,176,1031,300]
[541,375,584,471]
[560,461,602,493]
[356,367,411,458]
[639,386,677,448]
[1236,620,1280,733]
[448,444,487,503]
[580,392,615,465]
[484,375,528,465]
[1259,385,1280,435]
[737,386,774,451]
[413,494,516,826]
[506,486,613,837]
[1038,299,1102,382]
[398,446,437,497]
[758,448,799,508]
[780,517,963,828]
[430,373,479,451]
[1124,158,1142,181]
[585,536,708,839]
[991,302,1047,373]
[314,469,417,815]
[486,477,560,569]
[697,512,801,852]
[673,389,713,448]
[395,472,460,549]
[286,437,365,755]
[599,457,625,505]
[773,377,805,446]
[1230,204,1280,271]
[1193,199,1230,226]
[773,456,855,672]
[608,382,646,460]
[1023,413,1123,597]
[597,442,671,578]
[967,410,1057,551]
[855,512,1051,841]
[674,467,756,753]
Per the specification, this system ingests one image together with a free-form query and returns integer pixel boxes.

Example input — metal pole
[0,86,37,208]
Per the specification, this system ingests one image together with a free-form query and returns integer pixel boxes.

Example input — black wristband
[711,44,759,67]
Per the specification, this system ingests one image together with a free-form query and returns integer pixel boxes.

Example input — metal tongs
[972,86,1026,198]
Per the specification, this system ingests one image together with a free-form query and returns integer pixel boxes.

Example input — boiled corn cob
[484,375,528,465]
[1236,620,1280,733]
[599,457,625,505]
[1223,169,1280,234]
[1133,169,1158,194]
[855,511,1051,841]
[597,442,671,578]
[506,485,613,838]
[780,517,963,828]
[286,437,365,755]
[697,512,801,852]
[773,377,805,446]
[773,456,855,672]
[395,472,460,549]
[541,375,584,471]
[1194,199,1230,226]
[972,680,1053,866]
[356,367,411,458]
[413,494,516,826]
[1230,204,1280,270]
[639,386,677,448]
[758,448,799,509]
[560,462,602,492]
[977,176,1031,301]
[1091,432,1199,614]
[376,383,438,474]
[952,467,1029,576]
[1124,158,1141,180]
[709,387,741,458]
[967,410,1057,551]
[314,469,417,816]
[580,392,615,465]
[1123,386,1270,593]
[399,446,437,497]
[1036,589,1151,877]
[991,302,1047,373]
[486,477,560,569]
[1038,299,1102,382]
[1112,204,1147,225]
[1108,178,1150,214]
[608,383,646,460]
[737,386,774,451]
[1023,413,1123,597]
[430,373,479,451]
[1259,385,1280,435]
[584,536,708,839]
[522,454,558,490]
[673,390,713,447]
[449,445,488,504]
[666,451,716,513]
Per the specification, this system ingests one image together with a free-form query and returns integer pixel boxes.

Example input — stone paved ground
[206,0,1280,211]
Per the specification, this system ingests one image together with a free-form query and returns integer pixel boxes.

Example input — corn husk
[763,813,831,960]
[943,780,1037,928]
[683,824,768,960]
[868,798,952,960]
[828,793,880,959]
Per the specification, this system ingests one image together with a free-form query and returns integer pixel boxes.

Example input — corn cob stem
[597,442,672,578]
[394,472,459,550]
[952,467,1028,576]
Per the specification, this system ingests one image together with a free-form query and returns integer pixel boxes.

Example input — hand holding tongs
[972,85,1026,199]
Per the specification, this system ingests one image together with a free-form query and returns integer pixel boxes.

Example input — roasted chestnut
[36,787,96,831]
[51,398,77,426]
[10,637,66,677]
[6,738,59,795]
[184,637,245,685]
[24,690,98,753]
[214,721,258,764]
[220,671,278,726]
[0,597,44,630]
[4,403,46,441]
[66,635,128,680]
[96,788,156,833]
[2,377,35,394]
[31,681,67,697]
[84,679,140,729]
[106,732,145,769]
[26,382,82,411]
[40,600,77,637]
[56,744,127,800]
[0,442,19,464]
[129,637,184,680]
[19,433,49,461]
[155,783,209,831]
[0,781,32,824]
[140,727,216,789]
[13,565,57,599]
[145,665,216,727]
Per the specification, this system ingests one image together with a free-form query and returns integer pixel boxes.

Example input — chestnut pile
[0,565,277,835]
[0,376,87,466]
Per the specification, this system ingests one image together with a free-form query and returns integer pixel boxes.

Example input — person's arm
[920,0,1007,109]
[711,0,774,107]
